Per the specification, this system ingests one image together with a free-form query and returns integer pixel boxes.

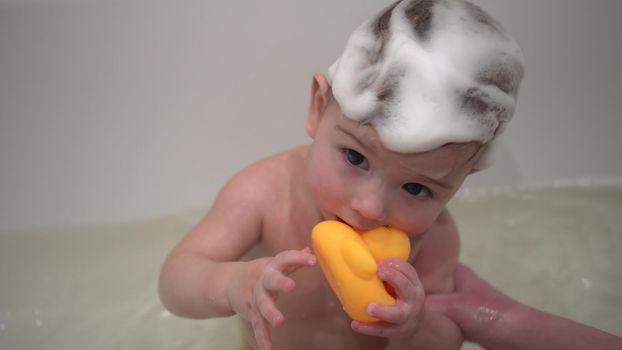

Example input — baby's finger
[251,312,273,350]
[254,286,285,327]
[263,272,297,294]
[366,302,411,325]
[378,259,424,303]
[270,249,316,275]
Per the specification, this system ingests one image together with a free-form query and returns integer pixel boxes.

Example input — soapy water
[328,0,524,165]
[0,185,620,349]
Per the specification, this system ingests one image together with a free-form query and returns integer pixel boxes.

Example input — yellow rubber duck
[311,220,411,323]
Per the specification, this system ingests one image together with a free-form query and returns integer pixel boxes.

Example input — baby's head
[328,0,524,169]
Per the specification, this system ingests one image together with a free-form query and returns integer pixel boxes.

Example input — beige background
[1,0,621,232]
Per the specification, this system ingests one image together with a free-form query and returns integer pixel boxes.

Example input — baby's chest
[258,217,317,260]
[270,267,388,349]
[272,268,366,342]
[277,263,341,317]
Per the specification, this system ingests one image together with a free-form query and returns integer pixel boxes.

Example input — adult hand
[426,263,622,350]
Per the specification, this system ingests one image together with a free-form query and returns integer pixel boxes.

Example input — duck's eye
[402,183,431,198]
[344,149,369,169]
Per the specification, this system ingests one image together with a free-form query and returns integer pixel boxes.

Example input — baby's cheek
[398,208,440,235]
[312,172,341,207]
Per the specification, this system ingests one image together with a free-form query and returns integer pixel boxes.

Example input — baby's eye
[344,149,369,169]
[402,183,431,198]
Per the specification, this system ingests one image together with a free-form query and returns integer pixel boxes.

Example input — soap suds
[328,0,524,163]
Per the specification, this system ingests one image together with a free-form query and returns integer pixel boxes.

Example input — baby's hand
[350,259,425,346]
[228,248,316,350]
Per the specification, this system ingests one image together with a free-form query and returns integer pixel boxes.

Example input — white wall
[1,0,621,232]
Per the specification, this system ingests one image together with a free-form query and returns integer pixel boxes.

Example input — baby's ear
[469,143,494,173]
[306,73,330,138]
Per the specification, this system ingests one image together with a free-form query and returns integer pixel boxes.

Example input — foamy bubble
[328,0,524,163]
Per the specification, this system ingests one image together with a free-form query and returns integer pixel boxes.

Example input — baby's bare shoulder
[219,145,309,205]
[233,145,307,184]
[182,146,309,259]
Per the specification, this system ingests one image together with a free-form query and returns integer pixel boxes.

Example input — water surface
[1,185,620,349]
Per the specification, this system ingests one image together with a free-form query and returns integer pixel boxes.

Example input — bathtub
[1,184,620,349]
[2,0,621,349]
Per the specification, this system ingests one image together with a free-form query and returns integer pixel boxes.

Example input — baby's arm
[158,161,315,350]
[158,165,266,317]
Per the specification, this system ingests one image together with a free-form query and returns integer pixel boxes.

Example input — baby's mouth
[335,216,392,232]
[335,216,354,227]
[335,216,369,231]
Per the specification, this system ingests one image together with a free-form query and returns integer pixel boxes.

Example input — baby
[158,0,524,349]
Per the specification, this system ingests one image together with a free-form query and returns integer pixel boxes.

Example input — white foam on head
[328,0,524,160]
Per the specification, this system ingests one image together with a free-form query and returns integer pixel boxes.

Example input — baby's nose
[350,183,389,223]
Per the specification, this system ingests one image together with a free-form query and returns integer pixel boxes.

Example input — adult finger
[452,263,479,291]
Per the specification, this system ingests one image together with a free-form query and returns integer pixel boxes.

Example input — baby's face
[306,101,480,235]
